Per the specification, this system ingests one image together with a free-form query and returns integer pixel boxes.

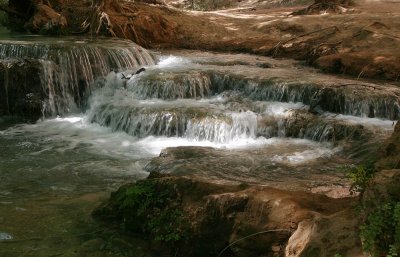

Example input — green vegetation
[346,161,376,195]
[115,179,190,244]
[344,159,400,257]
[360,202,400,257]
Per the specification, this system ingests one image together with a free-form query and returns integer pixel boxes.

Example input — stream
[0,36,398,256]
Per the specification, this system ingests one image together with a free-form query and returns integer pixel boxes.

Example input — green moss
[115,179,190,245]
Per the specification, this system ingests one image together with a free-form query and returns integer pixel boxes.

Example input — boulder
[94,176,361,257]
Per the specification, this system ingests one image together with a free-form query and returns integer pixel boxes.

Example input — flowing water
[0,37,399,256]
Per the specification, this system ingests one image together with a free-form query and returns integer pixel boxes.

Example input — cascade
[0,37,155,116]
[209,73,400,120]
[85,65,397,145]
[1,33,400,257]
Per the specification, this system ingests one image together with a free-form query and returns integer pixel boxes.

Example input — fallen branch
[217,229,292,257]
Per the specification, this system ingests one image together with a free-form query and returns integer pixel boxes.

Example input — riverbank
[3,0,400,81]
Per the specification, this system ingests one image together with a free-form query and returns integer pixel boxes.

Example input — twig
[217,229,292,257]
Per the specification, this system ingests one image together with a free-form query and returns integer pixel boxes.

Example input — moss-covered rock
[94,175,359,257]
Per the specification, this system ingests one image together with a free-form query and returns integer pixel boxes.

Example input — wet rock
[0,59,44,119]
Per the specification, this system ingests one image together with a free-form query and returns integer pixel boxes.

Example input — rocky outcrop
[94,175,361,257]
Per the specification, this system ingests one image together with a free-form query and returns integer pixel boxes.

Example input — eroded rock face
[94,176,360,257]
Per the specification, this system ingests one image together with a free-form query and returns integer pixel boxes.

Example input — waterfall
[185,111,258,143]
[0,37,155,116]
[88,97,258,144]
[126,70,214,100]
[209,72,400,120]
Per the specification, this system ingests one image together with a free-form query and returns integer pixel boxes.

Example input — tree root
[217,229,292,257]
[271,26,340,56]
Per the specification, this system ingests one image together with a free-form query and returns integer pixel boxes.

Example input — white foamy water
[271,140,339,165]
[3,114,337,165]
[263,102,307,116]
[156,56,193,69]
[3,116,153,159]
[324,113,397,131]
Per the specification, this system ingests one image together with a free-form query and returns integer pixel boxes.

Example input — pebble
[0,232,13,241]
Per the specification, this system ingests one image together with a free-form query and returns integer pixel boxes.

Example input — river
[0,36,398,256]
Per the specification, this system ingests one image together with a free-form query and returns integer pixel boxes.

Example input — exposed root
[292,0,353,15]
[271,26,340,56]
[306,41,342,64]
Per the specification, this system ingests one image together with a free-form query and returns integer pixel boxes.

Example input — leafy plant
[360,202,400,257]
[344,160,376,194]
